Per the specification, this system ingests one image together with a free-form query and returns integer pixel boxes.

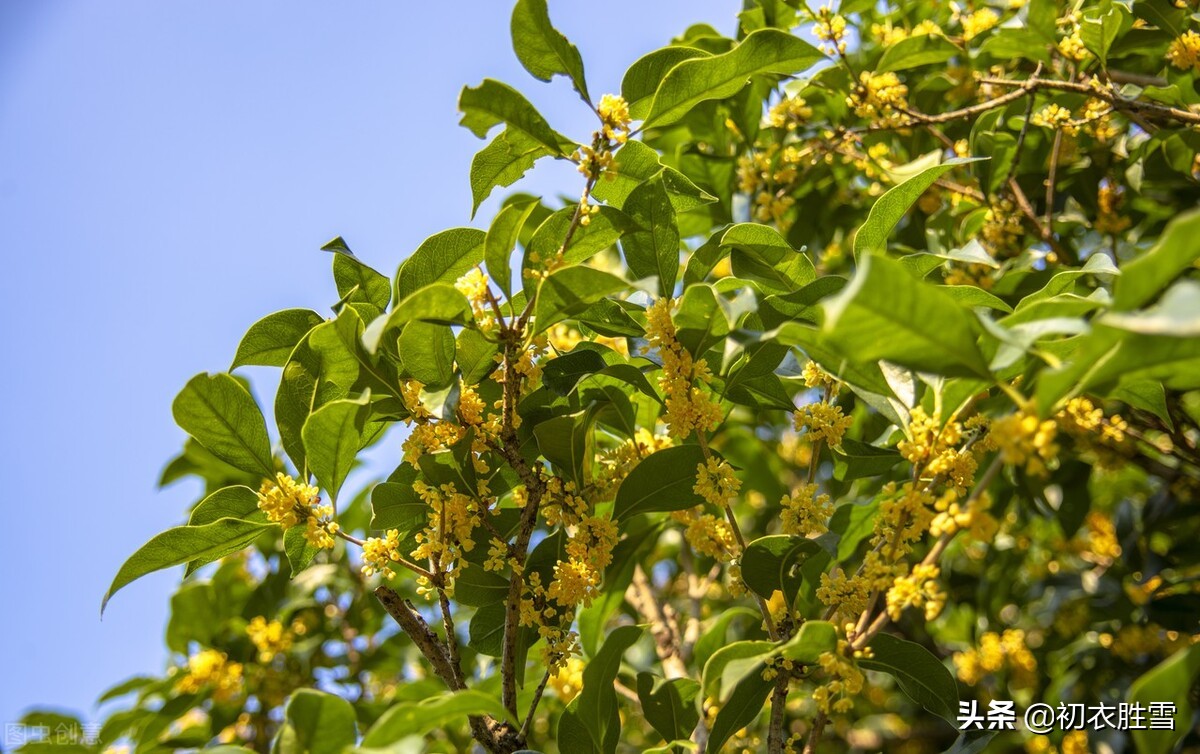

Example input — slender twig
[519,669,553,741]
[979,76,1200,126]
[1045,129,1064,233]
[335,529,436,581]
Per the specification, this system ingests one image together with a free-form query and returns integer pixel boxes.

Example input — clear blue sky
[0,0,739,727]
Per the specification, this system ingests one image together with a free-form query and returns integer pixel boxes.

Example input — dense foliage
[21,0,1200,752]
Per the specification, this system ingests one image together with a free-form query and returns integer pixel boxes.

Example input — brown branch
[979,76,1200,126]
[1045,129,1064,233]
[767,675,791,754]
[802,712,828,754]
[628,566,690,679]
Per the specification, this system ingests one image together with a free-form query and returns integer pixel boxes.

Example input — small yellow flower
[848,71,909,124]
[694,457,741,507]
[176,649,244,702]
[361,529,403,578]
[793,401,853,447]
[1167,30,1200,72]
[256,473,319,530]
[961,8,999,40]
[598,93,632,143]
[1030,103,1079,136]
[246,616,293,663]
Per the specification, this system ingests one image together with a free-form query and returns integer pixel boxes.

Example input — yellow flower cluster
[673,508,739,560]
[931,490,998,540]
[870,19,943,46]
[885,564,946,621]
[455,266,493,327]
[400,379,432,422]
[766,96,813,129]
[257,472,318,530]
[246,616,293,663]
[1031,103,1080,136]
[517,572,581,673]
[1058,27,1089,60]
[694,457,741,507]
[793,401,853,447]
[961,8,999,40]
[646,299,723,438]
[403,421,465,463]
[411,480,480,590]
[848,71,909,124]
[594,429,673,500]
[257,473,339,549]
[1100,624,1198,662]
[802,361,839,394]
[898,407,980,493]
[361,529,403,579]
[780,482,833,536]
[175,649,244,702]
[597,93,631,144]
[989,409,1059,477]
[760,654,798,682]
[954,629,1037,688]
[548,514,619,608]
[812,640,865,714]
[1093,183,1132,234]
[814,6,848,55]
[547,656,585,703]
[981,197,1025,257]
[542,474,590,528]
[1167,30,1200,72]
[1083,511,1122,563]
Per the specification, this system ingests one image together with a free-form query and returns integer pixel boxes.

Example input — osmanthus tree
[32,0,1200,752]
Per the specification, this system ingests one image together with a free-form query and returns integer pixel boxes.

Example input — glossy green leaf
[858,633,959,723]
[621,46,710,120]
[470,128,555,216]
[173,373,275,478]
[361,690,515,746]
[853,157,984,257]
[276,321,359,474]
[187,485,261,527]
[231,309,325,369]
[644,29,821,128]
[398,321,457,387]
[706,672,772,754]
[458,78,573,155]
[741,535,822,601]
[274,689,356,754]
[395,228,486,300]
[621,174,679,297]
[302,393,370,504]
[362,284,473,354]
[778,620,838,663]
[1128,642,1200,754]
[333,253,391,316]
[878,32,960,71]
[486,197,540,297]
[824,254,991,377]
[1112,209,1200,311]
[613,444,707,518]
[721,222,814,292]
[574,625,643,754]
[102,518,272,614]
[636,673,700,744]
[591,140,715,212]
[510,0,589,101]
[524,206,629,278]
[533,266,628,333]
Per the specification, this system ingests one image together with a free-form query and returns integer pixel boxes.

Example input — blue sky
[0,0,740,728]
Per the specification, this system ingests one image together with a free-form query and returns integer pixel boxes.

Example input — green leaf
[188,485,261,527]
[486,197,540,297]
[470,128,555,216]
[1129,644,1200,754]
[621,46,710,120]
[621,175,679,297]
[510,0,589,101]
[276,322,359,474]
[823,254,991,377]
[636,674,700,744]
[370,464,425,532]
[778,620,838,663]
[858,633,959,723]
[395,228,486,300]
[361,690,515,746]
[674,284,731,357]
[274,689,356,754]
[333,253,391,315]
[455,565,511,607]
[741,535,822,601]
[853,157,985,257]
[398,321,457,388]
[231,309,325,369]
[457,328,502,384]
[1079,0,1127,64]
[613,444,707,518]
[283,526,318,578]
[525,206,630,278]
[543,349,609,395]
[173,373,275,478]
[302,393,370,504]
[102,518,271,614]
[575,625,643,754]
[1112,209,1200,311]
[362,284,473,354]
[878,33,960,71]
[832,438,903,481]
[458,78,573,155]
[591,140,715,212]
[644,29,821,128]
[706,672,772,753]
[721,222,814,292]
[534,411,590,486]
[533,266,629,333]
